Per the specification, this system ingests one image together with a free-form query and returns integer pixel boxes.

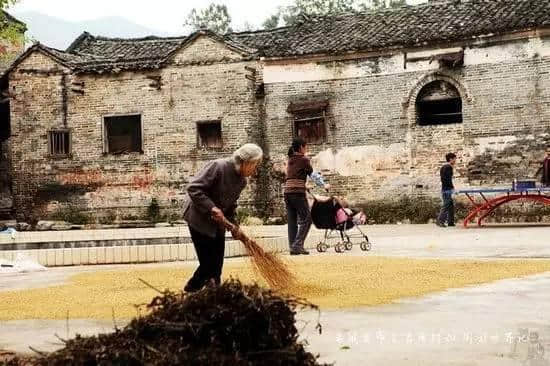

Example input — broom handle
[221,217,240,237]
[220,218,259,253]
[221,217,235,230]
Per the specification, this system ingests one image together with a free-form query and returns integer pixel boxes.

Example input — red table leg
[462,196,509,228]
[463,194,550,228]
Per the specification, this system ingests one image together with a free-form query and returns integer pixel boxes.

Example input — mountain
[12,11,173,50]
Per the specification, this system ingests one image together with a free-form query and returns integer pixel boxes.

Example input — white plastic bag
[0,254,46,273]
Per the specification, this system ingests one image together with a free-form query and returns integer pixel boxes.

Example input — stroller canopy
[311,198,342,230]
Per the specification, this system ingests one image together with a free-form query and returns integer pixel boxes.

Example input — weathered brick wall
[8,53,70,219]
[0,34,29,217]
[7,34,550,223]
[262,37,550,208]
[9,38,261,222]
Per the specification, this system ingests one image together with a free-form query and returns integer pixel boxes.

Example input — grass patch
[48,205,91,225]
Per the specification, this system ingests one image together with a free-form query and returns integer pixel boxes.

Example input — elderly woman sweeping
[182,143,263,292]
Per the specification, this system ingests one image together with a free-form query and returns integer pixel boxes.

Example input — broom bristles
[222,218,295,288]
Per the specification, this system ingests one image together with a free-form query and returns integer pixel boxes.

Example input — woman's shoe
[290,249,310,255]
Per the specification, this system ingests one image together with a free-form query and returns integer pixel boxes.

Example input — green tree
[262,13,281,30]
[359,0,406,10]
[184,3,233,35]
[262,0,408,29]
[283,0,359,27]
[0,0,25,61]
[235,21,257,33]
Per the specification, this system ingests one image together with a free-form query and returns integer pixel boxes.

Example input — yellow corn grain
[1,256,549,321]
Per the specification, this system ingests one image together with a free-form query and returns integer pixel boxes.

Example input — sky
[9,0,425,35]
[9,0,296,34]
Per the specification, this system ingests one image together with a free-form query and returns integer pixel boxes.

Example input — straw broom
[222,218,295,289]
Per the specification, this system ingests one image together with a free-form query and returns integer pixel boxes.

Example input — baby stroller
[310,195,372,253]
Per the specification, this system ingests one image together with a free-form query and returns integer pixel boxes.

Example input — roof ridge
[40,43,75,55]
[89,34,188,42]
[226,26,295,37]
[66,31,93,53]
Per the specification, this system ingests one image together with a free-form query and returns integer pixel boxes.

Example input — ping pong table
[455,187,550,228]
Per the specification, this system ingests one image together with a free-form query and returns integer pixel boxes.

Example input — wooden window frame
[292,110,327,145]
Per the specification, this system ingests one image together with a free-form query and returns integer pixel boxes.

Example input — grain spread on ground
[2,256,550,321]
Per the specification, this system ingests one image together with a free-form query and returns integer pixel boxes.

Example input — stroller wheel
[335,243,345,253]
[360,241,372,252]
[344,241,353,251]
[321,244,328,253]
[316,243,323,253]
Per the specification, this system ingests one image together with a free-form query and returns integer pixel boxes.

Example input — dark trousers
[437,191,455,225]
[285,193,312,251]
[184,227,225,292]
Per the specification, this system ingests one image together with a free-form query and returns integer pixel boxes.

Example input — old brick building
[2,0,550,222]
[0,11,25,218]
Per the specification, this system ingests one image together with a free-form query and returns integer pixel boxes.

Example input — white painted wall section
[263,37,550,84]
[312,144,406,177]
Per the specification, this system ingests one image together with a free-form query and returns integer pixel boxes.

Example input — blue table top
[456,187,550,194]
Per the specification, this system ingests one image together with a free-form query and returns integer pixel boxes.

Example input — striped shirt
[284,153,313,194]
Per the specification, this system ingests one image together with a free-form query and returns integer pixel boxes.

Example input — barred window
[48,130,71,156]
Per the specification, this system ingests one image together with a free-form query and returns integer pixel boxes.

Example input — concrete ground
[2,224,550,365]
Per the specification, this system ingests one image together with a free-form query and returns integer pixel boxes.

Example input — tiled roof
[63,32,190,73]
[228,0,550,57]
[57,30,256,73]
[66,32,187,59]
[5,44,91,70]
[5,0,550,75]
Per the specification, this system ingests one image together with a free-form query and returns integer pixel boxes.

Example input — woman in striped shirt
[284,138,329,255]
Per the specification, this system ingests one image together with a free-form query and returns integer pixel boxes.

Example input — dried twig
[29,346,48,357]
[139,278,164,294]
[22,280,326,366]
[65,310,70,340]
[54,334,68,344]
[112,307,118,331]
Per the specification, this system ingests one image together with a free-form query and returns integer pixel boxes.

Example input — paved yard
[1,224,550,365]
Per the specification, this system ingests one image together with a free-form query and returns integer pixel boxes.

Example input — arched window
[416,80,462,126]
